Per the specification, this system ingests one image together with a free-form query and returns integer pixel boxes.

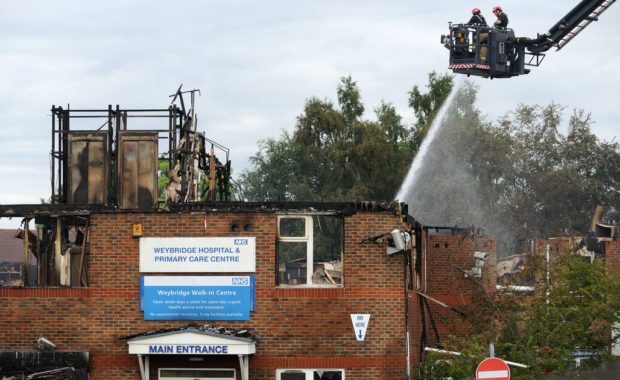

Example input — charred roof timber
[0,201,407,219]
[50,85,233,210]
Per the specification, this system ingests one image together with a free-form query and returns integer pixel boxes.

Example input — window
[276,215,343,287]
[159,368,235,380]
[276,369,344,380]
[4,218,90,288]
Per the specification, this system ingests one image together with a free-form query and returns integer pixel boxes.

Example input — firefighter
[468,8,487,25]
[468,8,489,62]
[492,6,509,28]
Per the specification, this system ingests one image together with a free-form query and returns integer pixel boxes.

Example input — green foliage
[514,255,620,373]
[420,336,493,380]
[474,104,620,240]
[421,254,620,379]
[240,133,308,201]
[241,70,619,238]
[402,81,620,246]
[402,80,486,226]
[157,155,169,205]
[408,72,454,152]
[240,74,451,201]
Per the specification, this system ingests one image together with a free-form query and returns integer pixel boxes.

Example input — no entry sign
[475,357,510,380]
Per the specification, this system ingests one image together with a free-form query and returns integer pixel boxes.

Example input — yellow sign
[133,224,143,237]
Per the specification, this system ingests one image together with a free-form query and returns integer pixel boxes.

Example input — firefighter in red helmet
[468,8,487,25]
[493,6,509,28]
[468,7,489,62]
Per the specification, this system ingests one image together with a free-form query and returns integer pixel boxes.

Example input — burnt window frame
[3,217,91,288]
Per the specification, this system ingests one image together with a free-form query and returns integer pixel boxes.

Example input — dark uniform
[468,14,487,26]
[495,12,508,28]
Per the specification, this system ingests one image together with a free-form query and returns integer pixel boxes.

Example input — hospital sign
[140,237,256,272]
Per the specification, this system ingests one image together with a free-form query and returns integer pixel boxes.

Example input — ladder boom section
[524,0,615,53]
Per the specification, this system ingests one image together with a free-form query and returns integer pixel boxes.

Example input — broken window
[6,217,90,288]
[276,215,343,287]
[277,369,344,380]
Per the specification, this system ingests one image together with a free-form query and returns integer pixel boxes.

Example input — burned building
[0,88,500,379]
[0,229,37,286]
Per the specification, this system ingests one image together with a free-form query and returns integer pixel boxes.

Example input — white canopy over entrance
[126,328,256,380]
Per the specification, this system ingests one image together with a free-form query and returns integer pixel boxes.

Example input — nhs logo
[234,239,248,245]
[232,277,250,286]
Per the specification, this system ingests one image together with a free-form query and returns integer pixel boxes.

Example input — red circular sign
[475,357,510,380]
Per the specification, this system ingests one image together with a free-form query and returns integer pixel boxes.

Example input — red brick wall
[408,230,496,367]
[533,237,620,275]
[0,210,409,380]
[605,241,620,275]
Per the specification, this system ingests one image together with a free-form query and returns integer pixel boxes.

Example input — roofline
[124,327,257,343]
[0,201,407,219]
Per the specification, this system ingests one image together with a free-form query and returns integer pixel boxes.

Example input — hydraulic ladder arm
[520,0,616,54]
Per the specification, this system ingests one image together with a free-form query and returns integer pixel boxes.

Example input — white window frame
[276,368,345,380]
[276,215,344,287]
[277,215,314,285]
[158,367,236,380]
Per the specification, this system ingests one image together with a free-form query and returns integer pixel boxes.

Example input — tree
[475,104,620,243]
[399,79,487,227]
[422,253,620,379]
[241,73,620,242]
[240,133,309,201]
[408,72,454,152]
[400,83,620,252]
[240,75,448,201]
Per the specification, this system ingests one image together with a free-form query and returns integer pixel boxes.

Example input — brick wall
[605,241,620,275]
[408,230,496,367]
[0,209,410,380]
[534,237,620,274]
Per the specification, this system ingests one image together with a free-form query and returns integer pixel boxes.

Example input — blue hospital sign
[142,276,252,320]
[140,237,256,272]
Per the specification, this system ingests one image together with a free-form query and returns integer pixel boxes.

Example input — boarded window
[67,132,108,205]
[118,132,158,209]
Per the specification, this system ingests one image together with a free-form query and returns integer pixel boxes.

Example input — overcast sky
[1,0,618,227]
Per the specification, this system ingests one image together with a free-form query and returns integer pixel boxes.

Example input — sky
[1,0,618,227]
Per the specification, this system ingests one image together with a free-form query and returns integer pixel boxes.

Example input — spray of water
[394,78,516,257]
[395,78,463,201]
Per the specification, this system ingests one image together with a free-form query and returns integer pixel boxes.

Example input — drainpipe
[546,244,551,305]
[405,247,411,380]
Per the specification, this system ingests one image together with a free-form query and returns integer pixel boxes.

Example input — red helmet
[492,5,503,13]
[472,8,481,15]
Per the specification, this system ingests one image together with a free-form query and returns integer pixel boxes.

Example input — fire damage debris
[0,85,240,288]
[49,84,233,209]
[0,215,90,287]
[0,86,240,377]
[0,351,89,380]
[120,323,261,342]
[495,205,619,287]
[496,253,529,287]
[0,229,37,286]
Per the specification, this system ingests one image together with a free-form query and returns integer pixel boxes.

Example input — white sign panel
[127,330,256,355]
[140,237,256,272]
[350,314,370,341]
